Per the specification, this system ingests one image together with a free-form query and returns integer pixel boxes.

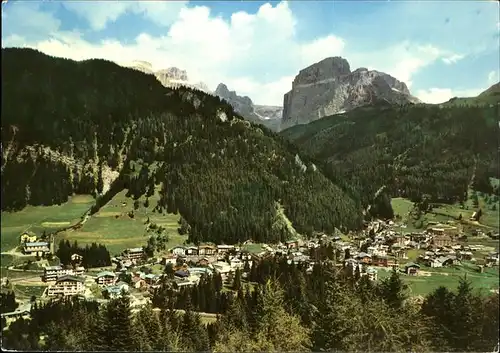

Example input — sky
[2,0,499,106]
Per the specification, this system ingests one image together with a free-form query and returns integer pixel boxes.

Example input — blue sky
[2,0,499,105]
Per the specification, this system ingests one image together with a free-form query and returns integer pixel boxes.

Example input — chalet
[23,241,50,256]
[198,245,216,256]
[171,246,186,256]
[173,278,196,290]
[393,249,408,260]
[365,267,378,281]
[404,262,420,276]
[430,225,459,237]
[71,253,83,263]
[124,247,144,260]
[212,261,232,277]
[96,271,117,286]
[393,234,406,246]
[229,257,243,269]
[196,257,213,267]
[409,233,427,242]
[131,276,146,289]
[44,265,74,282]
[143,273,159,285]
[442,255,457,265]
[217,245,235,254]
[47,275,85,297]
[19,232,37,244]
[162,255,177,265]
[372,255,391,267]
[458,251,474,261]
[432,234,454,247]
[103,282,129,299]
[186,246,199,256]
[74,266,85,276]
[285,240,299,249]
[355,252,372,264]
[485,252,499,266]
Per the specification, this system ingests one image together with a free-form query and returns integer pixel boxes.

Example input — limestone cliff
[281,57,421,129]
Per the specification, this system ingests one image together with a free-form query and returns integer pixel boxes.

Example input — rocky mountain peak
[281,57,420,130]
[156,67,188,81]
[215,83,253,106]
[294,56,351,86]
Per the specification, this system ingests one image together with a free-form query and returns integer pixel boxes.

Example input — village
[1,218,499,323]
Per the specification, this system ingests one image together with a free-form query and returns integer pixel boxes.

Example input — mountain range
[123,61,284,131]
[122,56,425,131]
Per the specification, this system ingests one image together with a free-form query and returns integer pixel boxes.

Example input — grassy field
[241,243,264,253]
[1,195,95,252]
[378,263,499,297]
[12,284,47,300]
[391,188,499,235]
[55,189,187,256]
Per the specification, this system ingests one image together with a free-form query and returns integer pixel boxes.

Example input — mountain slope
[443,82,500,107]
[281,102,499,208]
[1,48,363,245]
[281,57,421,129]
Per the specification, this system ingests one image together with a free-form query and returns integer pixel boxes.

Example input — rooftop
[25,241,49,247]
[56,275,85,283]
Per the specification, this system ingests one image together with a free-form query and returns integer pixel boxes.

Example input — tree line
[56,240,111,268]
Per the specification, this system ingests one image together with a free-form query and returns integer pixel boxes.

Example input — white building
[47,275,85,297]
[44,266,75,282]
[171,246,186,256]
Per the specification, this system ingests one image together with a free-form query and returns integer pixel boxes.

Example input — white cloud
[442,53,465,65]
[415,87,483,104]
[2,1,463,105]
[62,1,187,31]
[488,70,499,84]
[348,42,453,89]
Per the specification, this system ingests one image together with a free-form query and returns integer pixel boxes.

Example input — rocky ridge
[215,83,283,131]
[281,57,421,129]
[125,60,210,93]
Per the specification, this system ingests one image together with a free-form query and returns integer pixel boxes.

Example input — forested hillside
[1,48,363,244]
[281,100,499,208]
